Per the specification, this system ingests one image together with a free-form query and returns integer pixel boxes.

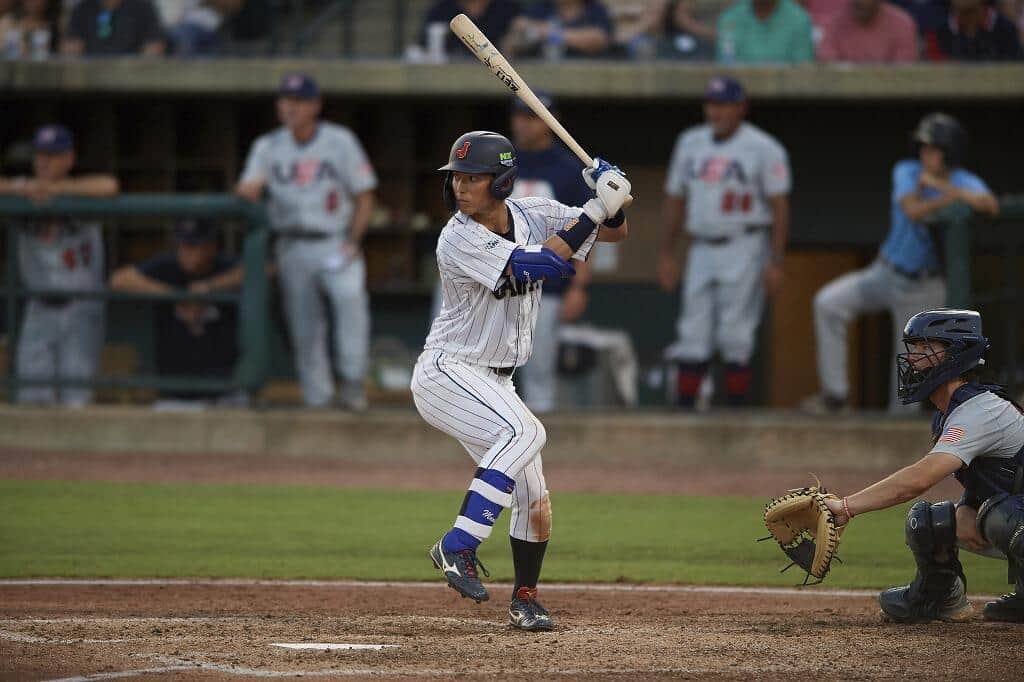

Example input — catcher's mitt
[761,479,845,584]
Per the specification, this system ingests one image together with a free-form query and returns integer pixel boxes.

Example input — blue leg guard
[442,468,516,552]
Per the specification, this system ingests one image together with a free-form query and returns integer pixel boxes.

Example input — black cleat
[509,587,554,632]
[429,538,490,603]
[983,591,1024,622]
[879,579,973,623]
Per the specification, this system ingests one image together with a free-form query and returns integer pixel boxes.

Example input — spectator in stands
[926,0,1022,59]
[891,0,949,38]
[214,0,271,49]
[799,0,845,42]
[417,0,521,59]
[618,0,717,59]
[155,0,222,55]
[109,219,247,407]
[998,0,1024,40]
[716,0,815,63]
[0,124,118,407]
[505,0,614,59]
[61,0,166,56]
[2,0,59,59]
[818,0,919,61]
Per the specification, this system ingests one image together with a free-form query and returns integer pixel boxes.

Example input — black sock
[510,537,548,597]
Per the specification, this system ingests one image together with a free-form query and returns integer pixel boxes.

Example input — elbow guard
[509,245,576,284]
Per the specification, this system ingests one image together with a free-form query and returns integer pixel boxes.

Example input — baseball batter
[823,309,1024,623]
[413,131,630,631]
[237,73,377,409]
[658,76,790,408]
[0,124,118,406]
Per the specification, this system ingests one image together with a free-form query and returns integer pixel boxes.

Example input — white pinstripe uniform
[411,197,596,542]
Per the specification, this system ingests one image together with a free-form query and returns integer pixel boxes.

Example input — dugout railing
[933,195,1024,392]
[0,195,271,402]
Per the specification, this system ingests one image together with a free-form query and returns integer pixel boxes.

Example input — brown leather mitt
[762,482,845,584]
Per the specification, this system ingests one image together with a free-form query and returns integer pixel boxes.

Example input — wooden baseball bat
[449,13,633,207]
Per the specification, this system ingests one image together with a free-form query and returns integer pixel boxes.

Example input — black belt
[276,229,333,241]
[694,224,767,246]
[36,296,71,307]
[491,366,515,376]
[880,257,939,281]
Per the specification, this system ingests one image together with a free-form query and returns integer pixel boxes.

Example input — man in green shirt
[717,0,814,64]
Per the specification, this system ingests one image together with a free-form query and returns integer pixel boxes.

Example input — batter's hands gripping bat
[449,13,633,207]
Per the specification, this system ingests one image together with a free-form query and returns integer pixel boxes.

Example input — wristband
[555,213,598,253]
[604,209,625,228]
[842,496,854,520]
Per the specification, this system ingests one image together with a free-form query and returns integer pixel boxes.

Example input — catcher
[806,308,1024,623]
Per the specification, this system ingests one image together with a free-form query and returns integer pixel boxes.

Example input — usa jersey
[664,122,790,238]
[19,219,104,292]
[240,122,378,235]
[424,197,597,367]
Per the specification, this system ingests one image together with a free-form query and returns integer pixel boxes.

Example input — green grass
[0,479,1012,593]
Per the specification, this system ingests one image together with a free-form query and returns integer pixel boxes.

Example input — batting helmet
[896,309,989,404]
[438,131,518,212]
[911,113,967,168]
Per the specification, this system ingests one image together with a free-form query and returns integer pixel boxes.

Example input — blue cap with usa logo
[33,124,74,154]
[174,218,217,245]
[704,76,746,103]
[278,72,320,100]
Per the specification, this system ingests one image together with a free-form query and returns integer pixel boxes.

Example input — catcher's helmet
[438,131,518,212]
[911,113,967,168]
[897,309,989,404]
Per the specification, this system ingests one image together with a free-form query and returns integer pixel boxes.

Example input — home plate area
[3,582,1024,680]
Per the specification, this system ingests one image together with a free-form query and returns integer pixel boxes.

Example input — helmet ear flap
[442,172,456,212]
[491,166,517,201]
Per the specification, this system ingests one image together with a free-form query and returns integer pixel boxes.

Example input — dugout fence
[0,195,271,402]
[0,194,1022,404]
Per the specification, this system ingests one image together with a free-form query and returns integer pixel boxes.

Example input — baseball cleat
[508,587,554,632]
[983,591,1024,622]
[429,538,490,603]
[878,581,973,623]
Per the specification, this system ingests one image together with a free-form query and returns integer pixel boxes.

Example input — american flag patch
[939,427,965,444]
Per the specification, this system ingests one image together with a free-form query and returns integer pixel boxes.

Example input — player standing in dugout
[412,131,630,631]
[236,73,377,410]
[657,76,791,409]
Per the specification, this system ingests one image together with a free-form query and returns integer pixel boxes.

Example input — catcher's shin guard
[976,493,1024,622]
[879,500,972,623]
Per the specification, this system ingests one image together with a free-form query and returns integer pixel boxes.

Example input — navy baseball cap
[705,76,746,103]
[174,219,217,244]
[33,124,74,154]
[512,91,557,115]
[279,73,320,99]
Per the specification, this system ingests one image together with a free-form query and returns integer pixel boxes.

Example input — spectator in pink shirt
[818,0,919,61]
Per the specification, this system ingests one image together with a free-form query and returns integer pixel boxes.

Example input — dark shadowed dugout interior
[2,62,1022,408]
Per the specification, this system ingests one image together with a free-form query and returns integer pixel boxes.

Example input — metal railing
[933,195,1024,391]
[0,195,271,401]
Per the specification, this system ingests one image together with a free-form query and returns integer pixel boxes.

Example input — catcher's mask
[438,130,518,212]
[897,309,988,404]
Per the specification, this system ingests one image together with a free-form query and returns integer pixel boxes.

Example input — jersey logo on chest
[271,158,341,186]
[685,156,749,185]
[493,278,540,299]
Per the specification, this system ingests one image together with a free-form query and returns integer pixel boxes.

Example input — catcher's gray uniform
[663,122,790,365]
[240,122,377,407]
[16,220,105,406]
